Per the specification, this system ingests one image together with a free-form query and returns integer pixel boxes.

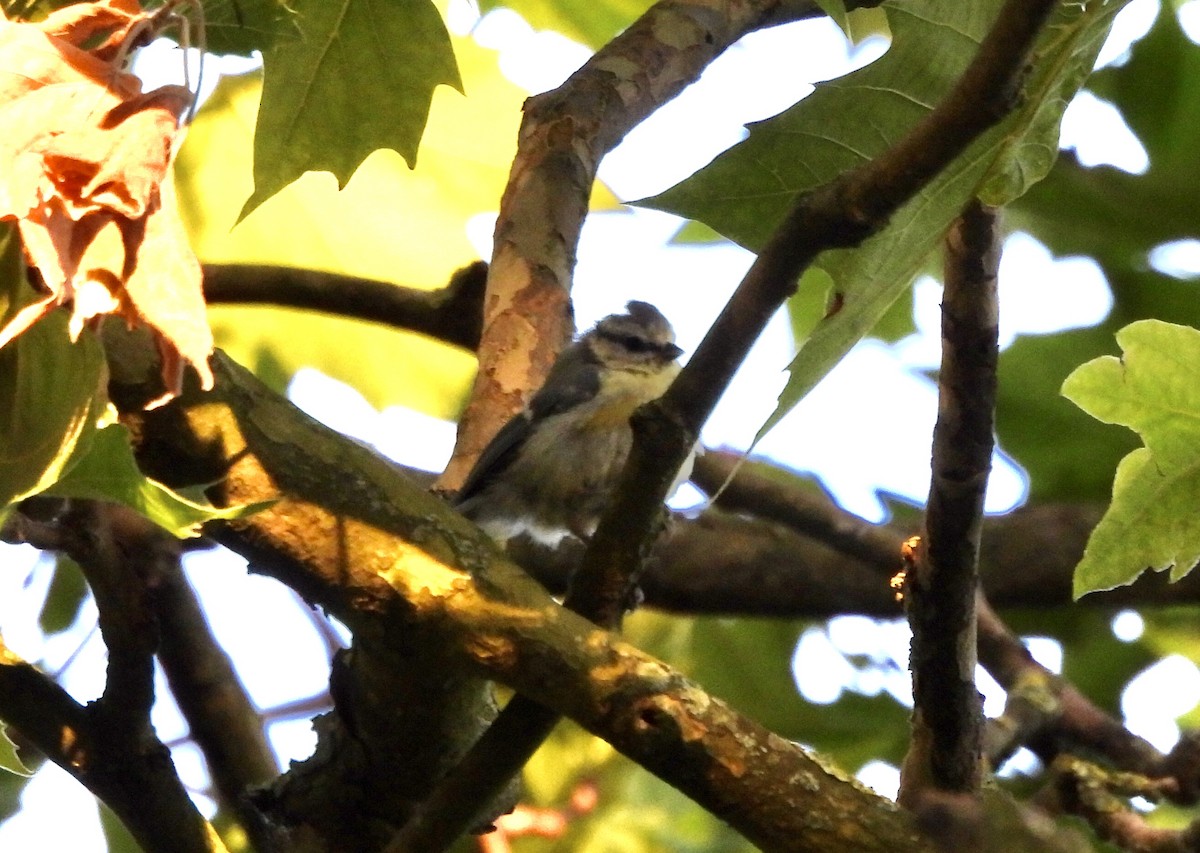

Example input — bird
[455,300,686,548]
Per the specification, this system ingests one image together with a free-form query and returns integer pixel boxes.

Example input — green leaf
[1062,320,1200,596]
[0,723,31,777]
[0,227,108,523]
[98,799,141,853]
[1012,6,1200,267]
[640,0,1127,443]
[812,0,849,35]
[39,555,88,636]
[241,0,462,217]
[668,220,727,245]
[199,0,296,56]
[45,424,272,539]
[997,328,1139,503]
[477,0,652,49]
[176,16,541,414]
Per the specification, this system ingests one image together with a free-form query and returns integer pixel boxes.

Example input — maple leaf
[0,0,213,403]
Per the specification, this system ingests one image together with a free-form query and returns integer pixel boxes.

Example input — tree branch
[578,0,1059,647]
[438,0,878,491]
[684,449,1194,796]
[152,528,279,845]
[1052,755,1200,853]
[899,200,999,805]
[202,260,487,350]
[1,503,227,853]
[114,347,937,853]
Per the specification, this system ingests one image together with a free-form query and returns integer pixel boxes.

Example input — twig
[1053,755,1200,853]
[977,597,1166,776]
[898,200,999,805]
[689,450,903,566]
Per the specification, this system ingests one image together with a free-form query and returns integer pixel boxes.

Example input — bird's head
[585,301,683,374]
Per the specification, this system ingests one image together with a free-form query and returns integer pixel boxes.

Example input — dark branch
[202,261,487,350]
[1052,755,1200,852]
[115,348,936,853]
[2,503,224,853]
[899,200,999,804]
[153,534,278,844]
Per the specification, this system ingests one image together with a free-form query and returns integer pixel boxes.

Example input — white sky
[3,0,1197,845]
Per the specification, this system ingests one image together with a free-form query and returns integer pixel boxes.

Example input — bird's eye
[620,334,653,353]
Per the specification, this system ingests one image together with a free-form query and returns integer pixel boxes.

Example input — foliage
[1063,321,1200,597]
[643,0,1125,442]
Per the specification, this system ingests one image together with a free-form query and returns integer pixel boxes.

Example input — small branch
[899,201,999,805]
[153,535,278,843]
[1053,755,1200,853]
[0,638,92,774]
[1,504,227,853]
[382,701,557,853]
[976,598,1166,776]
[202,260,487,350]
[689,450,903,567]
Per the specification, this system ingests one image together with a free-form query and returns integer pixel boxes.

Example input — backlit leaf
[0,226,108,523]
[0,1,211,398]
[241,0,461,216]
[642,0,1126,444]
[1063,320,1200,596]
[0,723,31,777]
[477,0,651,49]
[45,423,272,538]
[175,20,536,414]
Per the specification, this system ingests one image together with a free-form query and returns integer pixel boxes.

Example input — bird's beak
[665,343,684,360]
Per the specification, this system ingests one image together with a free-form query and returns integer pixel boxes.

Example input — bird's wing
[454,347,601,505]
[454,409,533,505]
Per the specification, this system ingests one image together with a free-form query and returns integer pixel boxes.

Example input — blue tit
[455,300,686,547]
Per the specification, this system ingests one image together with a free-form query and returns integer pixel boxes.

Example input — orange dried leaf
[0,0,211,401]
[37,0,147,62]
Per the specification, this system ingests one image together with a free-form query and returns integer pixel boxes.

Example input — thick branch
[202,261,487,350]
[899,201,999,804]
[116,348,936,853]
[115,338,501,850]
